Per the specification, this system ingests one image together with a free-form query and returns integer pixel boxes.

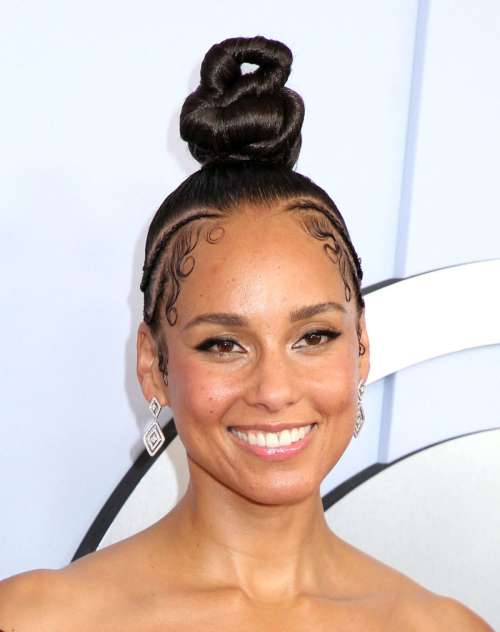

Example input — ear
[136,321,170,408]
[357,309,370,383]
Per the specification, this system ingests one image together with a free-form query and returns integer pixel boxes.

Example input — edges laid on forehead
[284,200,360,303]
[206,224,225,243]
[141,211,225,293]
[141,165,365,381]
[283,199,351,245]
[143,214,231,382]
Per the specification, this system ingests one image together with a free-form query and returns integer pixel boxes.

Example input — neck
[167,458,339,601]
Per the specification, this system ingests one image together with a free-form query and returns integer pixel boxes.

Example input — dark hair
[141,36,364,379]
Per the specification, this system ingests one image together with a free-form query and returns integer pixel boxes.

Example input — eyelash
[293,328,341,349]
[195,337,244,354]
[195,329,341,355]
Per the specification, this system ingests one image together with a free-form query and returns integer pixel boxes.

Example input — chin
[234,472,322,506]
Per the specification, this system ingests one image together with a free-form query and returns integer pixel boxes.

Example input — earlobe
[136,322,169,407]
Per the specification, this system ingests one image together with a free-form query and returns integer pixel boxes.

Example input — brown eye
[304,333,322,346]
[217,340,235,353]
[195,337,246,355]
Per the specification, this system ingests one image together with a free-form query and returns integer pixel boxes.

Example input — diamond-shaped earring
[354,379,366,438]
[143,396,166,457]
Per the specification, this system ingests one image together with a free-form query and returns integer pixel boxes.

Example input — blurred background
[1,0,499,581]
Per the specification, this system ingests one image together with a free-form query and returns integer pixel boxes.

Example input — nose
[244,347,300,413]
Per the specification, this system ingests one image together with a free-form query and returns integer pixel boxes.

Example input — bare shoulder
[0,549,124,629]
[364,558,494,631]
[0,532,165,630]
[0,568,76,630]
[376,556,494,630]
[333,536,494,630]
[403,594,495,631]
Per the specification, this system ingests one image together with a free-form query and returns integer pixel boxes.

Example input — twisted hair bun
[180,36,305,169]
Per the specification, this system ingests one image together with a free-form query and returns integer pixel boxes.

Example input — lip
[228,423,316,461]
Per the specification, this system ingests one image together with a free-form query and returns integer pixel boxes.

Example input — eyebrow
[183,313,249,331]
[289,301,347,322]
[183,302,346,332]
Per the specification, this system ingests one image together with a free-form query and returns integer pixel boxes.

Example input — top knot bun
[180,36,305,169]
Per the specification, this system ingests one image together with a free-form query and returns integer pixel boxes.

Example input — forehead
[174,207,352,322]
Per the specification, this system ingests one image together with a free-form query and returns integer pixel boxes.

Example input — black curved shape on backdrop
[320,428,499,510]
[72,419,178,561]
[73,426,495,561]
[72,280,403,561]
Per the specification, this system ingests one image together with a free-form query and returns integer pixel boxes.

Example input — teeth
[266,432,280,448]
[279,429,292,446]
[230,424,314,448]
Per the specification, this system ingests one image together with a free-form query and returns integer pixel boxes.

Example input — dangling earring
[353,379,366,438]
[143,396,166,457]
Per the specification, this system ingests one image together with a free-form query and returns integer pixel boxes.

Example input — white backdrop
[1,0,499,581]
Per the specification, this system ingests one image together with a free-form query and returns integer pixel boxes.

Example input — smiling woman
[0,35,493,632]
[138,207,366,507]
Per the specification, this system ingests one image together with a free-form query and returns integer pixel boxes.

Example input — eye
[216,340,236,353]
[293,329,341,349]
[195,336,246,355]
[303,332,323,346]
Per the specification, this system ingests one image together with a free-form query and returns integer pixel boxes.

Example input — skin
[0,202,493,631]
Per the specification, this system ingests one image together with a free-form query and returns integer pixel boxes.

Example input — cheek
[306,342,359,415]
[309,366,357,427]
[166,348,242,432]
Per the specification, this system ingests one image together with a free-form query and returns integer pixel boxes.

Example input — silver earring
[143,396,166,457]
[354,379,366,438]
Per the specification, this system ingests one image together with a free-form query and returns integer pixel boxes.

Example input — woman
[0,36,492,631]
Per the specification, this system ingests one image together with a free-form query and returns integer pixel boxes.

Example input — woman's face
[146,204,369,505]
